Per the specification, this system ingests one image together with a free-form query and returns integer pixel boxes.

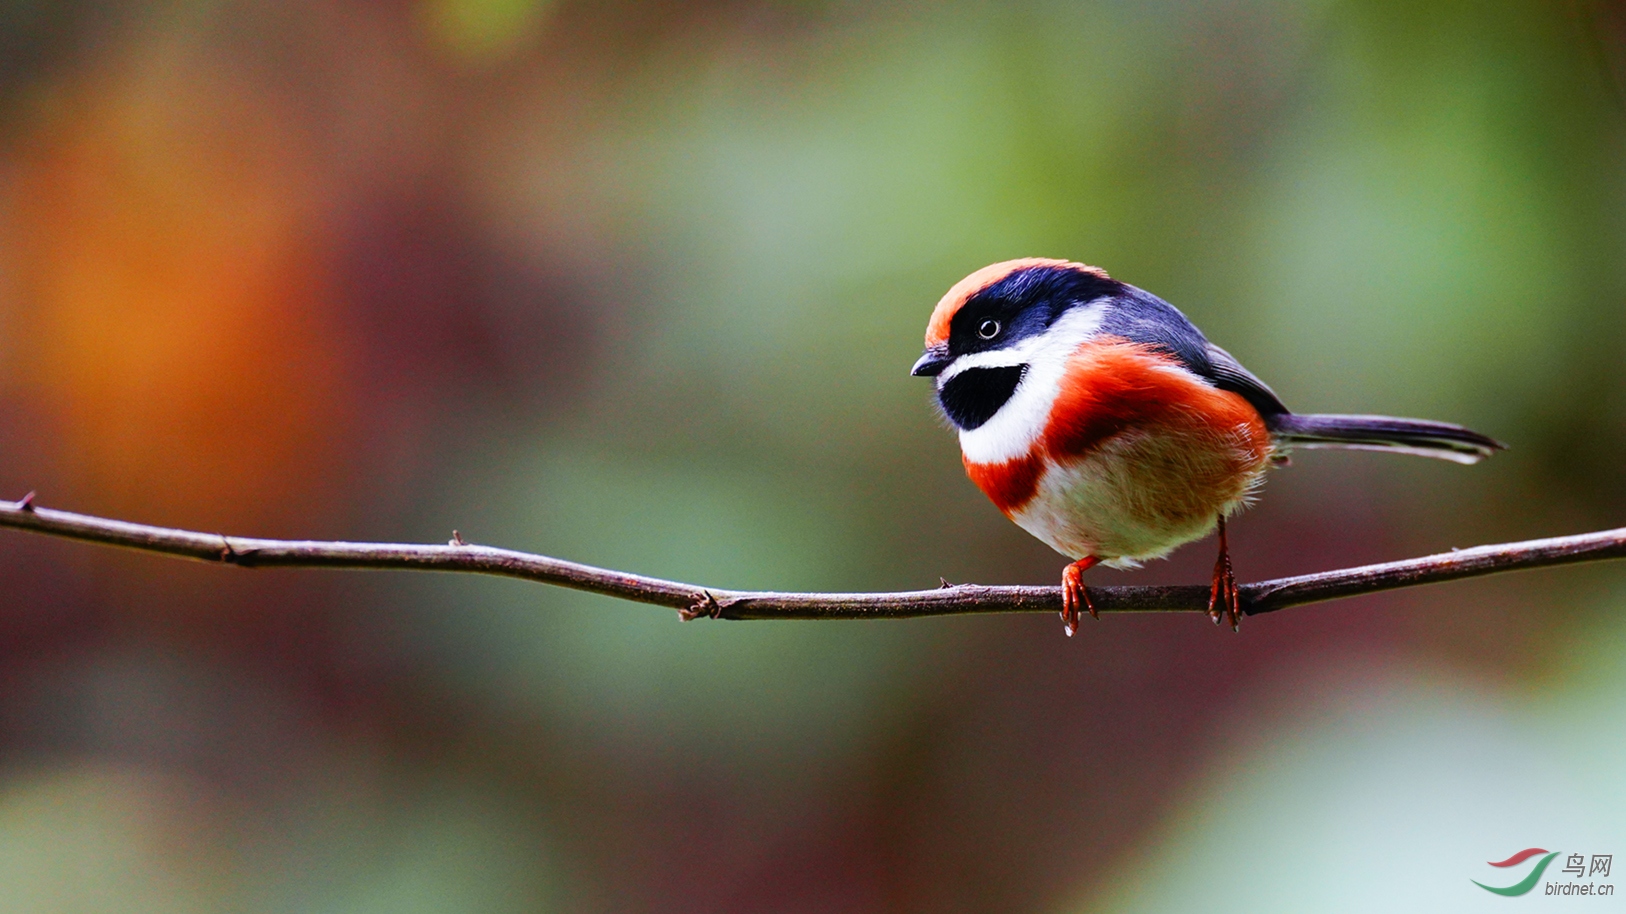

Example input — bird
[910,258,1503,635]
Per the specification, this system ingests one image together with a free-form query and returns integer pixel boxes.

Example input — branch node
[16,491,35,512]
[679,590,723,622]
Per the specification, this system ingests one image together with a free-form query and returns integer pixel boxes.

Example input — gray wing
[1200,343,1289,419]
[1097,285,1290,419]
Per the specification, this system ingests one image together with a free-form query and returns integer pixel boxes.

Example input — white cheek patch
[947,305,1106,465]
[936,345,1034,379]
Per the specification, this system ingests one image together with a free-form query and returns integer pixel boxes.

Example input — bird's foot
[1061,556,1101,637]
[1207,552,1240,631]
[1207,515,1242,631]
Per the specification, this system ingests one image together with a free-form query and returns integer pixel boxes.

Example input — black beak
[911,345,951,377]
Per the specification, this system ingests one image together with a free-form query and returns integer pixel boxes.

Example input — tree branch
[1,493,1623,622]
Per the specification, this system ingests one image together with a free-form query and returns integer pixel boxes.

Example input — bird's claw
[1060,558,1099,637]
[1207,555,1241,631]
[1207,516,1241,631]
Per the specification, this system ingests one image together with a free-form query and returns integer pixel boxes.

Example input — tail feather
[1267,413,1505,465]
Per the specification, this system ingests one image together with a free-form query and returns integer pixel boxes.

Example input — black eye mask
[937,365,1028,431]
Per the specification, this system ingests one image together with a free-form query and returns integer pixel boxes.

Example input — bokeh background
[0,1,1624,911]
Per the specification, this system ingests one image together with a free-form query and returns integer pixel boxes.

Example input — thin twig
[1,494,1623,621]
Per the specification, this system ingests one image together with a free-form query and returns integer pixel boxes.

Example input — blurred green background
[0,1,1623,911]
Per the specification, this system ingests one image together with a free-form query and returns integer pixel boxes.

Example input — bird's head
[912,259,1118,431]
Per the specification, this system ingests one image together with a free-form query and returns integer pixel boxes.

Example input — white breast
[1011,423,1269,567]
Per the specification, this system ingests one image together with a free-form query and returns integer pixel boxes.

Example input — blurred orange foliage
[8,49,356,531]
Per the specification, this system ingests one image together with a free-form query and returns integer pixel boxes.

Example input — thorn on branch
[16,491,35,512]
[449,530,467,546]
[939,577,953,589]
[679,590,723,622]
[217,537,259,567]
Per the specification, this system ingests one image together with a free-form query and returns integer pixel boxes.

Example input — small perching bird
[911,259,1503,634]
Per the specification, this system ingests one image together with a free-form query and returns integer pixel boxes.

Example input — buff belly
[1010,422,1271,567]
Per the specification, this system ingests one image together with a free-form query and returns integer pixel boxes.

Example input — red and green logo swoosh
[1474,848,1559,896]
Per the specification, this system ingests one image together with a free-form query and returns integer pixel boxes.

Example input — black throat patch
[937,365,1027,431]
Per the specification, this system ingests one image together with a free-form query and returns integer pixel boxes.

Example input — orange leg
[1207,514,1242,631]
[1061,556,1101,637]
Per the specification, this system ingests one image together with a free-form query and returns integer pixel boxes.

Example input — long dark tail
[1267,413,1505,465]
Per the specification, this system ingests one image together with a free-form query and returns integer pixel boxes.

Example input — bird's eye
[977,319,1001,340]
